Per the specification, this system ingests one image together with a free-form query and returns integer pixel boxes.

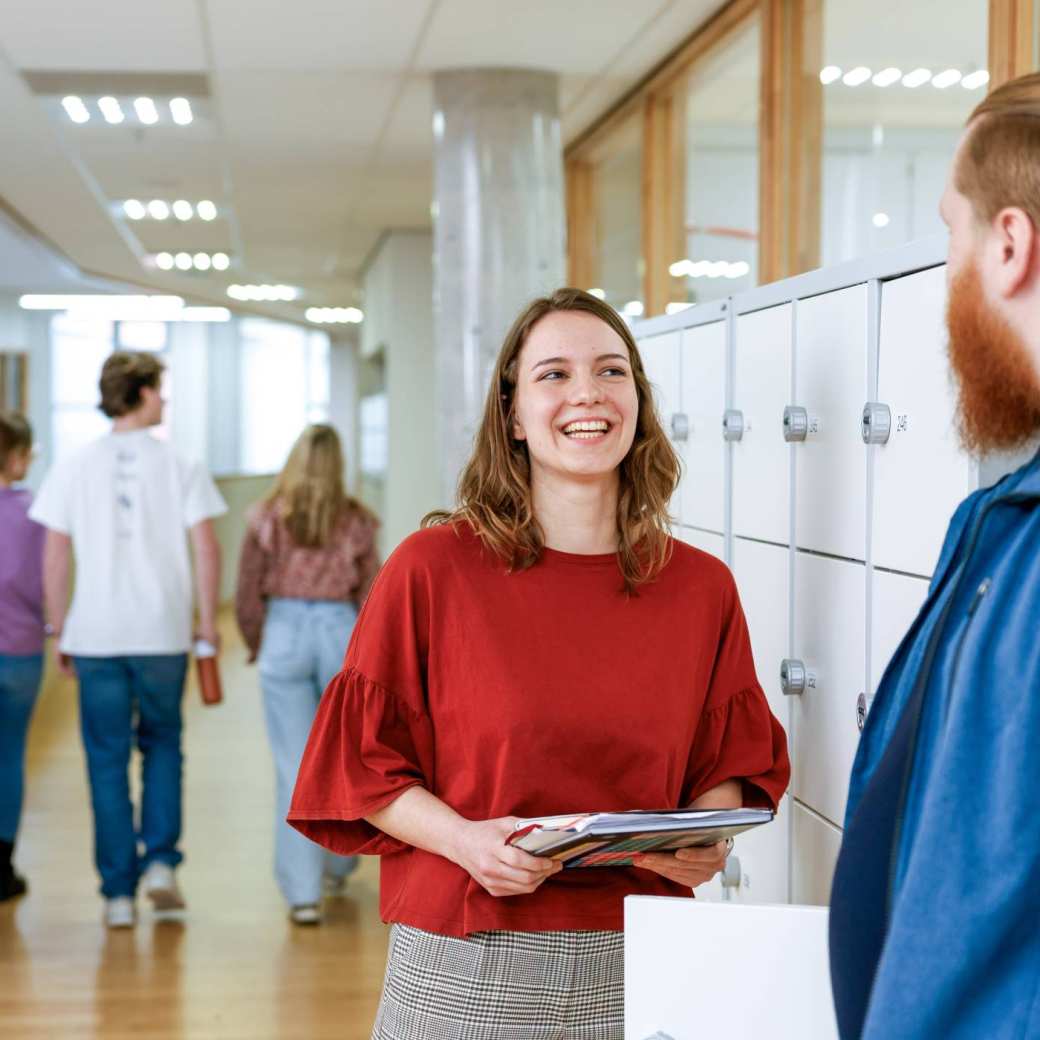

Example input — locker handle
[670,413,689,442]
[780,658,807,696]
[721,855,742,889]
[861,402,892,445]
[722,408,744,442]
[783,406,808,442]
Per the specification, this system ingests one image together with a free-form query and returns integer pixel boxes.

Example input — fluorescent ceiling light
[211,253,230,271]
[196,200,217,221]
[345,308,363,323]
[622,300,644,317]
[274,285,298,301]
[155,253,174,270]
[174,252,192,271]
[962,70,990,90]
[193,252,211,271]
[688,261,711,278]
[305,307,324,322]
[842,67,872,87]
[20,294,185,319]
[98,96,124,124]
[587,288,605,300]
[179,307,230,322]
[902,68,932,88]
[665,302,693,315]
[872,68,902,87]
[148,199,170,220]
[61,95,90,123]
[172,200,193,221]
[725,261,751,279]
[668,259,691,277]
[227,285,246,300]
[134,97,158,124]
[123,199,146,220]
[706,261,730,279]
[872,212,891,228]
[169,97,193,125]
[931,68,962,89]
[819,66,842,85]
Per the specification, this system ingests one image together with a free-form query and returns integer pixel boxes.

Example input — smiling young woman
[288,288,790,1040]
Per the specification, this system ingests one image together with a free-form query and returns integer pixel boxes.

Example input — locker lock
[861,402,892,445]
[721,855,742,889]
[722,408,745,442]
[780,658,807,696]
[670,413,690,442]
[783,406,808,442]
[857,692,868,731]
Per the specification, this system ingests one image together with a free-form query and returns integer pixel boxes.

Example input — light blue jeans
[258,598,359,906]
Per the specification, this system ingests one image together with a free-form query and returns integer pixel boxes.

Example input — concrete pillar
[432,68,565,504]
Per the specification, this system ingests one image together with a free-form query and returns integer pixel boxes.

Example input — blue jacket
[830,449,1040,1039]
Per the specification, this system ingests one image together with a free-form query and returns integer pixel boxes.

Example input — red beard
[946,263,1040,455]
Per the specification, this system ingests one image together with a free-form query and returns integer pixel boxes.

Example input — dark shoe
[0,868,27,902]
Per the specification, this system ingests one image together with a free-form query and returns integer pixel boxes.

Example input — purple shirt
[0,488,45,654]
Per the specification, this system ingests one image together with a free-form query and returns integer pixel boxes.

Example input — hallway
[0,615,388,1039]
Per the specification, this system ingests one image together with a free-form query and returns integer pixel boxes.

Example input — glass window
[819,0,989,265]
[306,330,330,422]
[117,321,167,352]
[239,318,308,474]
[51,314,113,460]
[679,15,761,305]
[591,113,643,318]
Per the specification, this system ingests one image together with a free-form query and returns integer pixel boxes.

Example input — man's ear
[991,206,1037,299]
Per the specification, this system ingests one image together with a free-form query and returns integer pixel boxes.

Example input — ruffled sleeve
[287,667,433,855]
[682,574,791,809]
[287,530,435,856]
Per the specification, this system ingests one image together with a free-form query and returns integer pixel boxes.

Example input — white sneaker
[140,861,185,911]
[105,896,136,929]
[290,903,322,926]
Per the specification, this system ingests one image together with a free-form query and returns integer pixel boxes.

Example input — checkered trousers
[371,924,624,1040]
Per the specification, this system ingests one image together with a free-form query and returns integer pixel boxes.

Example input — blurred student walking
[30,352,226,928]
[235,424,379,925]
[0,412,45,902]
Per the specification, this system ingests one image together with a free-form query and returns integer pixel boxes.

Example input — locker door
[679,320,727,533]
[794,285,869,562]
[677,527,725,561]
[726,536,792,904]
[790,552,866,828]
[638,332,684,524]
[732,304,791,545]
[872,265,973,576]
[791,800,843,906]
[869,569,930,713]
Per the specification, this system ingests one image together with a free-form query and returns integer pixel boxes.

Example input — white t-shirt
[30,430,227,655]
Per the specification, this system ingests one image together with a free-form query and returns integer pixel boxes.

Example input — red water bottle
[194,639,223,706]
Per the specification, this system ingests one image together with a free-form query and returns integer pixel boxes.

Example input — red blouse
[288,523,789,938]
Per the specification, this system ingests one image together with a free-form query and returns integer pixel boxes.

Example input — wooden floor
[0,612,388,1039]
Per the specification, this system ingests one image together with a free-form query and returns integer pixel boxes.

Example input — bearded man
[829,72,1040,1040]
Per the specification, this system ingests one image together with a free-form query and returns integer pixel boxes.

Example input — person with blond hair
[235,423,379,925]
[30,351,226,928]
[287,289,790,1038]
[829,72,1040,1039]
[0,411,45,902]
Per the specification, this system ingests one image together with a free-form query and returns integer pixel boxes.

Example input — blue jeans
[0,653,44,842]
[73,654,188,898]
[259,599,359,906]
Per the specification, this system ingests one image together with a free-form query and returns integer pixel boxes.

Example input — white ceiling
[0,0,728,320]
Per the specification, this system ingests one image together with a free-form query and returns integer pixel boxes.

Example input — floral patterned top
[234,499,381,660]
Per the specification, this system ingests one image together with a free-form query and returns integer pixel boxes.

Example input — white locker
[638,331,684,523]
[677,526,725,560]
[794,285,870,562]
[678,320,728,533]
[870,569,930,703]
[791,800,843,906]
[790,552,866,828]
[872,265,972,576]
[732,304,791,546]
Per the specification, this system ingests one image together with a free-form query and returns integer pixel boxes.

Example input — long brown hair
[267,424,363,548]
[424,288,680,591]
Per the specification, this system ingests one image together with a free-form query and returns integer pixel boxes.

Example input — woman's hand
[450,817,562,898]
[633,840,730,888]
